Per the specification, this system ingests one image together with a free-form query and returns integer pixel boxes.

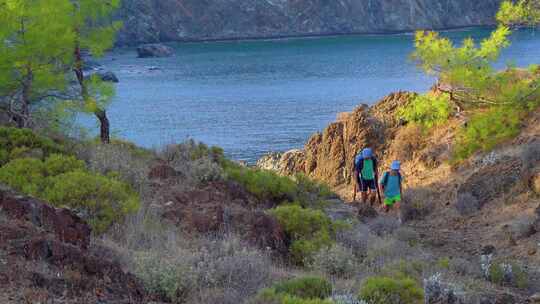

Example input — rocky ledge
[0,185,147,303]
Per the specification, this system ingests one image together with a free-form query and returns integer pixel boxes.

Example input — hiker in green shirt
[353,148,380,206]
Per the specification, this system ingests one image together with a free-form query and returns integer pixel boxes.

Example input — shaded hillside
[116,0,502,45]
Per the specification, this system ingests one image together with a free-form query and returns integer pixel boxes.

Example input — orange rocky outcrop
[257,91,417,190]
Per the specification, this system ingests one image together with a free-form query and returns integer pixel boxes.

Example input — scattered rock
[96,71,119,83]
[530,293,540,303]
[356,204,378,221]
[481,245,496,255]
[256,152,283,171]
[82,59,101,72]
[137,43,173,58]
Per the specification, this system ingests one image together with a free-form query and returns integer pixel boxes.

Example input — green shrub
[273,277,332,300]
[398,93,453,128]
[0,127,64,165]
[488,262,529,289]
[358,276,424,304]
[437,257,451,270]
[0,154,139,233]
[270,205,344,265]
[253,277,333,304]
[44,170,140,233]
[254,288,334,304]
[380,260,425,281]
[225,163,297,202]
[453,106,522,161]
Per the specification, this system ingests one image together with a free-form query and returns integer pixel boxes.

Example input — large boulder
[96,71,119,83]
[136,43,173,58]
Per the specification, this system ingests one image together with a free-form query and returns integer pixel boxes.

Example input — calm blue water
[91,28,540,162]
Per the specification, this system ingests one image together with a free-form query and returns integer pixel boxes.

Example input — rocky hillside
[116,0,502,45]
[258,91,540,288]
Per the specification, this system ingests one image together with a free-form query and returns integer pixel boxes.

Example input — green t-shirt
[361,159,375,180]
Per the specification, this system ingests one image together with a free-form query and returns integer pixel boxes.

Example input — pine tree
[0,0,75,127]
[71,0,122,143]
[497,0,540,26]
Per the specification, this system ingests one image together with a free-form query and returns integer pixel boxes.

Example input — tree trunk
[17,67,33,128]
[96,109,110,144]
[74,43,110,143]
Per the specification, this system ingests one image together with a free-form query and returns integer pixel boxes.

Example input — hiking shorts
[384,194,401,206]
[358,177,377,192]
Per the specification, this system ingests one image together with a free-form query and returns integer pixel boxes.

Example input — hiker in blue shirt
[353,148,380,206]
[380,160,403,212]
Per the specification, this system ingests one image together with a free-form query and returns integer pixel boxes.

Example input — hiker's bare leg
[368,191,376,206]
[360,191,366,204]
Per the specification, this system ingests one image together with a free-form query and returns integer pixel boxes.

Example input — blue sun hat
[391,160,401,170]
[362,148,373,158]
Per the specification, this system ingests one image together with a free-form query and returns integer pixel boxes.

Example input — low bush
[309,244,357,278]
[0,154,140,233]
[225,163,297,202]
[133,251,193,302]
[74,139,153,190]
[273,277,332,300]
[129,234,273,304]
[253,277,333,304]
[224,163,334,207]
[358,276,424,304]
[254,288,334,304]
[0,127,64,165]
[161,141,226,186]
[398,93,453,129]
[488,262,528,289]
[453,106,522,161]
[380,260,425,281]
[270,205,345,265]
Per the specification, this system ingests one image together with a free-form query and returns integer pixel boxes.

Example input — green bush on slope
[225,163,297,202]
[0,127,64,165]
[224,162,334,207]
[398,93,453,129]
[0,154,139,233]
[253,277,333,304]
[358,275,424,304]
[453,106,522,161]
[270,205,346,265]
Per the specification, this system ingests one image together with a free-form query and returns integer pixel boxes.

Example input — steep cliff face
[117,0,502,45]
